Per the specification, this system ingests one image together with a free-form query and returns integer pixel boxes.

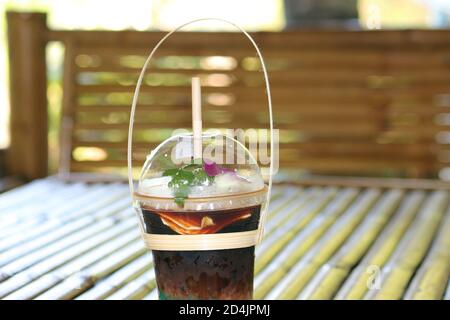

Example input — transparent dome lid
[135,132,266,211]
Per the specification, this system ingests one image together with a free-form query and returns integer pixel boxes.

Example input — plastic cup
[135,187,266,299]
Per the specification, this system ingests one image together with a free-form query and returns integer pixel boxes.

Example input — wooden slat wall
[8,12,450,178]
[58,30,450,178]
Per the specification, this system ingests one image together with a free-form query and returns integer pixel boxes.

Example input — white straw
[192,77,202,161]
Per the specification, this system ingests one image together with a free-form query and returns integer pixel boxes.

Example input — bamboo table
[0,177,449,300]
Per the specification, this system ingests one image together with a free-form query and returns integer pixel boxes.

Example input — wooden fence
[7,11,450,180]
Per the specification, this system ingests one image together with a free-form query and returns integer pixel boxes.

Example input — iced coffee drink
[127,21,274,300]
[134,134,267,300]
[138,198,265,299]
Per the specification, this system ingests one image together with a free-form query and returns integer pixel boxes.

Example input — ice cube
[138,176,172,197]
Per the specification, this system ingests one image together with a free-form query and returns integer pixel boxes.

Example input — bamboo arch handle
[128,18,274,247]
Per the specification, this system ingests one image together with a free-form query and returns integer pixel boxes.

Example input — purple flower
[203,159,235,177]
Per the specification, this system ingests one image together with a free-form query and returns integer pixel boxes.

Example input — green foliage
[163,162,214,207]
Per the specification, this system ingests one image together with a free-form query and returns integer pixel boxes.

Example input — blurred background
[1,1,450,301]
[2,0,450,182]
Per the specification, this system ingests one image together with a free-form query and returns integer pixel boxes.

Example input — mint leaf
[182,163,202,171]
[162,161,214,207]
[193,168,213,185]
[157,155,178,170]
[174,184,190,207]
[162,168,179,177]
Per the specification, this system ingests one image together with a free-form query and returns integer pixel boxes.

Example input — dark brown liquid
[140,205,261,300]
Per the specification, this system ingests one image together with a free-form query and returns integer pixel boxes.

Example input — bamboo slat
[0,184,129,254]
[265,189,401,299]
[142,288,159,300]
[298,190,407,299]
[335,191,426,299]
[75,254,152,300]
[403,206,450,300]
[34,241,146,300]
[253,188,363,299]
[445,283,450,300]
[105,271,156,300]
[254,187,337,275]
[257,187,326,242]
[364,191,448,300]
